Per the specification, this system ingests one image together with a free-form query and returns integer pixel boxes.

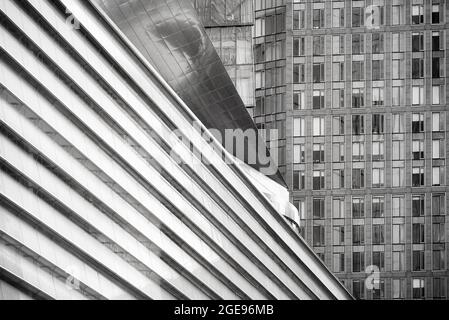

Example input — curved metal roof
[94,0,285,186]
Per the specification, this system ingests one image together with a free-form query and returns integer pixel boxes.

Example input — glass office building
[0,0,351,300]
[253,0,449,300]
[193,0,256,114]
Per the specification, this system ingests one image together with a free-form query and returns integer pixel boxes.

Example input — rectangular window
[433,86,442,105]
[373,280,385,300]
[352,168,365,189]
[372,87,384,106]
[353,280,365,299]
[313,63,325,83]
[392,114,405,133]
[432,57,443,78]
[353,252,365,273]
[255,70,265,89]
[333,142,345,162]
[374,281,385,301]
[313,36,324,55]
[313,225,325,246]
[432,31,442,51]
[293,9,305,30]
[433,278,446,300]
[265,68,274,88]
[372,60,384,80]
[433,250,445,271]
[412,5,424,24]
[265,15,275,35]
[333,89,345,109]
[432,194,445,216]
[412,58,424,79]
[392,32,404,52]
[313,143,325,163]
[313,8,325,29]
[392,196,405,217]
[352,7,365,27]
[353,225,365,245]
[293,144,305,164]
[393,279,406,299]
[412,195,425,217]
[276,13,285,33]
[387,137,400,158]
[313,170,325,190]
[255,97,264,116]
[352,197,364,218]
[333,198,345,219]
[433,140,444,159]
[254,43,265,63]
[392,5,403,25]
[332,5,345,28]
[333,116,345,136]
[413,223,425,244]
[255,17,265,37]
[293,63,305,83]
[293,37,305,56]
[412,140,425,160]
[352,34,364,54]
[412,167,425,187]
[433,166,444,186]
[433,222,445,243]
[333,35,345,54]
[333,62,345,81]
[293,171,305,190]
[432,4,441,24]
[372,251,385,272]
[413,250,425,271]
[413,279,425,299]
[373,225,385,245]
[372,197,385,218]
[372,114,384,134]
[352,88,365,108]
[412,86,424,105]
[333,253,345,273]
[392,59,403,80]
[293,91,305,110]
[412,32,424,52]
[372,168,385,188]
[313,90,325,109]
[352,61,365,81]
[393,251,405,271]
[352,142,365,161]
[372,33,384,54]
[412,113,424,133]
[352,115,365,135]
[392,86,404,106]
[313,199,325,219]
[294,118,305,137]
[333,226,345,246]
[333,169,345,189]
[392,224,405,244]
[313,117,325,136]
[392,167,405,187]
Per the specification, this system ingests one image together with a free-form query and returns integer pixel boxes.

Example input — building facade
[0,0,351,300]
[193,0,257,114]
[253,0,449,299]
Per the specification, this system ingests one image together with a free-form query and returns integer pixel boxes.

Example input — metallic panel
[93,0,284,185]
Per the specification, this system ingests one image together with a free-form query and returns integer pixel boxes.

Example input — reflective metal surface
[93,0,284,185]
[193,0,254,26]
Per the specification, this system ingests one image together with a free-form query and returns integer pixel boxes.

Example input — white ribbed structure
[0,0,351,300]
